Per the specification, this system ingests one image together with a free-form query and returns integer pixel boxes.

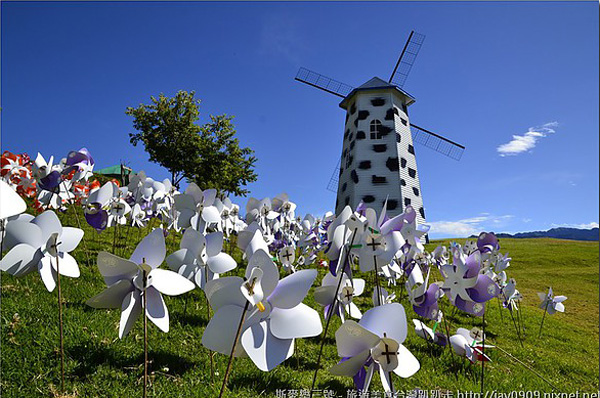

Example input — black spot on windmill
[295,31,465,223]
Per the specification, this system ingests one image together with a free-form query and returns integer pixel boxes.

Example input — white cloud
[497,122,558,156]
[550,222,599,229]
[428,214,514,238]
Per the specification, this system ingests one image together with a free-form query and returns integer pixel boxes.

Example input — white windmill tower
[295,31,465,226]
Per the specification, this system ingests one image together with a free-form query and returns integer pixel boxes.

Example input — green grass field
[1,208,598,397]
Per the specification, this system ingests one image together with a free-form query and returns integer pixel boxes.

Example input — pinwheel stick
[503,293,524,348]
[219,300,250,398]
[205,269,215,384]
[373,255,383,306]
[143,261,148,398]
[538,302,549,338]
[56,255,66,392]
[491,340,558,391]
[310,227,358,397]
[63,180,91,266]
[481,306,486,394]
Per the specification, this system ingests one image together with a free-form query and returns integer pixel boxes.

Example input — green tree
[126,91,257,195]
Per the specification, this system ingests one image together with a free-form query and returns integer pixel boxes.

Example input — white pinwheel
[314,272,365,322]
[538,287,567,315]
[1,211,83,291]
[0,180,27,220]
[449,327,493,363]
[413,319,447,346]
[166,228,237,289]
[174,183,221,231]
[271,192,296,221]
[329,303,420,393]
[278,245,296,273]
[86,228,195,338]
[202,249,322,371]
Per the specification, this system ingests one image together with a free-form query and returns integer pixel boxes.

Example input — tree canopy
[126,90,257,196]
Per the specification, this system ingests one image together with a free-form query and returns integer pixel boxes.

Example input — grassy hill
[1,207,598,397]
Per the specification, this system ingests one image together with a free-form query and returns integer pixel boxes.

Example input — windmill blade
[295,67,354,98]
[389,31,426,88]
[410,124,465,161]
[326,159,341,193]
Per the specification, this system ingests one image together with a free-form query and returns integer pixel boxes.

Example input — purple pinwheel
[406,266,444,321]
[440,248,499,316]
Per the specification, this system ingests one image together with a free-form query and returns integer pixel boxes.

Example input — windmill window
[408,144,415,155]
[400,118,408,126]
[371,98,386,106]
[386,157,399,171]
[356,131,366,140]
[393,107,400,116]
[387,199,398,210]
[404,198,412,206]
[408,168,416,178]
[401,103,407,113]
[419,207,426,218]
[363,195,375,203]
[351,170,359,183]
[372,144,387,152]
[396,133,401,143]
[413,187,420,196]
[342,182,347,192]
[345,155,353,168]
[358,110,369,120]
[372,175,387,184]
[400,158,407,168]
[370,119,383,139]
[385,108,394,121]
[400,179,406,186]
[344,197,350,206]
[350,141,355,150]
[358,160,371,170]
[339,167,343,176]
[350,103,357,115]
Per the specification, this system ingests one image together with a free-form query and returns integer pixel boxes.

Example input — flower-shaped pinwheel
[174,183,221,231]
[202,249,322,371]
[166,228,236,289]
[0,180,27,221]
[1,211,83,291]
[277,245,296,273]
[449,327,493,363]
[314,272,365,322]
[86,228,195,337]
[538,287,567,315]
[406,266,444,321]
[84,181,118,231]
[413,319,447,347]
[329,303,420,393]
[440,249,499,316]
[63,147,94,182]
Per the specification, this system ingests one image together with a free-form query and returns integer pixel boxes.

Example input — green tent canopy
[94,164,134,185]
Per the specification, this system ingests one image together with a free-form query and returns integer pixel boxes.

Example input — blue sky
[2,1,598,238]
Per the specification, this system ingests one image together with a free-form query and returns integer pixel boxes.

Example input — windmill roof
[357,77,396,89]
[339,77,416,109]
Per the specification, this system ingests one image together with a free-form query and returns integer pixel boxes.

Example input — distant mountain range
[471,227,599,241]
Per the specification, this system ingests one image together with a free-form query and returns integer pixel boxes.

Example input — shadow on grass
[66,341,197,380]
[228,370,295,394]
